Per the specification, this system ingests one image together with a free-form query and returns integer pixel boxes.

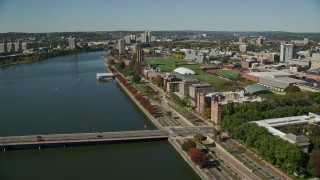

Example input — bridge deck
[0,130,168,147]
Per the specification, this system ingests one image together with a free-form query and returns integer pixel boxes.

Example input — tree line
[220,92,320,176]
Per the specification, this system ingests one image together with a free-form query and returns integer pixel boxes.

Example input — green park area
[145,58,239,91]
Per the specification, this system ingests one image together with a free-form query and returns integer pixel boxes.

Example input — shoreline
[0,49,106,68]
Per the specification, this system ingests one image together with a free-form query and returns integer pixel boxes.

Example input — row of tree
[116,74,158,117]
[181,139,209,168]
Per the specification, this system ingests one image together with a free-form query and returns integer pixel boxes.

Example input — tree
[308,150,320,177]
[132,73,141,83]
[181,139,196,152]
[194,134,207,142]
[166,111,172,117]
[108,59,115,65]
[153,75,164,87]
[284,85,301,93]
[115,61,126,72]
[187,148,210,168]
[201,108,211,119]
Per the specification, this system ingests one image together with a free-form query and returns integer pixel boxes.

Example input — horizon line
[1,30,320,34]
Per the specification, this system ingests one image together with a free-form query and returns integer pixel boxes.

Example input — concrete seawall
[169,137,209,180]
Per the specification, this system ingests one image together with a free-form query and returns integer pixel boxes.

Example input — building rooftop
[173,67,195,75]
[261,76,305,84]
[247,71,292,78]
[244,84,271,94]
[191,83,212,88]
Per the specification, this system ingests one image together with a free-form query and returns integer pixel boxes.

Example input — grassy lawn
[145,58,182,72]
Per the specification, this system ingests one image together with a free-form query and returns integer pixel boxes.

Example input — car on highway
[36,136,42,138]
[37,138,45,142]
[97,135,103,138]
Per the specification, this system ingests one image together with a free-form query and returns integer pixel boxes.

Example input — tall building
[6,42,14,53]
[118,38,125,54]
[68,36,76,49]
[137,49,144,63]
[239,37,247,44]
[141,31,151,43]
[280,42,297,62]
[0,43,7,54]
[14,41,22,53]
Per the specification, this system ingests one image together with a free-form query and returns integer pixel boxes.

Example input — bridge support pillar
[3,148,5,152]
[38,146,41,150]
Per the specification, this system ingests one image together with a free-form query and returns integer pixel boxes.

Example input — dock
[0,130,168,151]
[96,73,114,80]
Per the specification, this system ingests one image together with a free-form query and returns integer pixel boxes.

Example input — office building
[118,38,125,54]
[280,41,297,62]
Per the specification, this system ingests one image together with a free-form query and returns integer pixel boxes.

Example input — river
[0,51,199,180]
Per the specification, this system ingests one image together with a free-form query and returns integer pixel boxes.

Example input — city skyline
[0,0,320,33]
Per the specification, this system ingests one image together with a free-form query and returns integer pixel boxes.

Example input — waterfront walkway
[0,130,168,150]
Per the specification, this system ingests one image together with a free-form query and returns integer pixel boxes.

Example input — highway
[0,130,168,147]
[211,145,261,180]
[169,126,214,137]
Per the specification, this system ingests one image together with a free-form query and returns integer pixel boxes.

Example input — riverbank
[0,48,105,68]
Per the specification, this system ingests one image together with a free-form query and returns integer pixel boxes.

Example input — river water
[0,51,199,180]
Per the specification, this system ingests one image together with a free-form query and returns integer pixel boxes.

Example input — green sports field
[214,71,241,80]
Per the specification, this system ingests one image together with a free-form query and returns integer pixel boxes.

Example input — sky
[0,0,319,33]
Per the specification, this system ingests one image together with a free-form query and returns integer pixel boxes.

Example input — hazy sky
[0,0,319,33]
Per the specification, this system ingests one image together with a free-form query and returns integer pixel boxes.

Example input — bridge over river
[0,130,168,151]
